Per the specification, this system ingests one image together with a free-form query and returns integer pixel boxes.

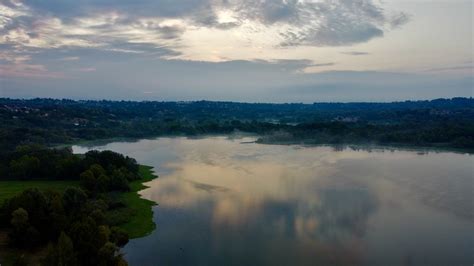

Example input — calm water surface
[73,137,474,266]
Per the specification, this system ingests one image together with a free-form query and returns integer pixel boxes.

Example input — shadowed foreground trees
[42,232,78,266]
[0,147,146,265]
[1,187,130,265]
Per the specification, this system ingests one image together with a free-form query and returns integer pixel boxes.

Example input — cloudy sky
[0,0,472,102]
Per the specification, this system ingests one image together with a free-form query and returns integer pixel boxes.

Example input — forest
[0,145,155,265]
[1,97,473,152]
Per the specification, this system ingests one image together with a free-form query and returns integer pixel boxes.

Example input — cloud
[235,0,300,24]
[340,51,370,56]
[1,1,470,102]
[76,67,96,72]
[426,66,473,72]
[270,0,408,47]
[3,54,470,102]
[0,49,63,78]
[0,0,410,58]
[0,63,63,78]
[311,62,336,67]
[274,71,473,102]
[0,4,184,52]
[424,62,474,73]
[59,56,80,61]
[390,12,411,29]
[265,59,314,68]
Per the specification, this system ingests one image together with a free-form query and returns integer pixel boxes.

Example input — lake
[73,136,474,266]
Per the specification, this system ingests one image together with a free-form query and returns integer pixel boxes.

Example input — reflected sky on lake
[73,137,474,266]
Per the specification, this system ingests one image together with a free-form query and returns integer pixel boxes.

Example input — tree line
[1,98,473,152]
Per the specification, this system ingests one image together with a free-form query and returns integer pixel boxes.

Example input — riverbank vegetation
[1,97,473,152]
[0,145,157,265]
[116,166,156,238]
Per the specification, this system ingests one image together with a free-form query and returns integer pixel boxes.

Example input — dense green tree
[69,217,103,265]
[79,170,96,192]
[10,208,29,231]
[97,174,111,192]
[9,155,40,179]
[9,208,40,248]
[110,227,129,247]
[98,242,127,266]
[0,147,136,266]
[42,232,78,266]
[62,188,87,215]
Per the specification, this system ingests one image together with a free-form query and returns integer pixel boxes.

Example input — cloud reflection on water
[73,137,474,265]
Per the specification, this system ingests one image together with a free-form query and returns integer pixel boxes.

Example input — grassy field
[116,165,157,239]
[0,180,78,203]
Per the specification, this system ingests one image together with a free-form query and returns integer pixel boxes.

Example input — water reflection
[73,137,474,266]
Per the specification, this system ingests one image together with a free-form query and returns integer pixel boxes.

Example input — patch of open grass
[0,180,78,203]
[115,165,158,239]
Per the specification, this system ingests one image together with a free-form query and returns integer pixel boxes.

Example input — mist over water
[73,137,474,266]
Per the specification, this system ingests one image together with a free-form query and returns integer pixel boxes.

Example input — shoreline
[118,165,158,239]
[255,139,474,155]
[63,133,474,155]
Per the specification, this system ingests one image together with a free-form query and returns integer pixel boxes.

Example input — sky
[0,0,472,102]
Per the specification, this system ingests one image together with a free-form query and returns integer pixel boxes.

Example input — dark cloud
[311,62,336,67]
[303,23,384,46]
[235,0,300,24]
[275,0,394,47]
[18,0,211,19]
[390,12,411,28]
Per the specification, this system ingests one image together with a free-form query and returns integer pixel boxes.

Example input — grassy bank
[115,165,158,239]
